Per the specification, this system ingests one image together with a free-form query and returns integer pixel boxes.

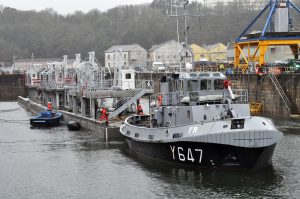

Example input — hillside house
[104,44,147,70]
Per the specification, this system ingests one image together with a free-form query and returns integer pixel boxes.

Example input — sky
[0,0,153,14]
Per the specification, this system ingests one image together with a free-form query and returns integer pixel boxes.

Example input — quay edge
[18,96,123,142]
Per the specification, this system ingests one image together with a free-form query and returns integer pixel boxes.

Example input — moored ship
[120,72,283,170]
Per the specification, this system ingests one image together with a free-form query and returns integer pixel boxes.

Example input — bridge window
[201,80,211,90]
[188,80,198,91]
[214,79,224,90]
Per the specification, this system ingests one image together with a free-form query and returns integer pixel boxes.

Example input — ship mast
[170,0,198,72]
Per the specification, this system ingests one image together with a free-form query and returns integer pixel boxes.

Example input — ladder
[268,72,292,113]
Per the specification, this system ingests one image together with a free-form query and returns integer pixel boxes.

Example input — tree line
[1,0,300,65]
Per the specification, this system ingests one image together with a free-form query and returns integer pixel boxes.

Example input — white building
[148,40,193,71]
[14,58,60,72]
[104,44,147,70]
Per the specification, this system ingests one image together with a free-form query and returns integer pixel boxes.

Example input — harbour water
[0,102,300,198]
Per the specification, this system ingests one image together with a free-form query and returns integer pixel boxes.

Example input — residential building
[203,43,228,62]
[149,40,193,71]
[14,58,61,72]
[190,44,209,61]
[104,44,147,69]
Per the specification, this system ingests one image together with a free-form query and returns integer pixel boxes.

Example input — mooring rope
[0,107,22,113]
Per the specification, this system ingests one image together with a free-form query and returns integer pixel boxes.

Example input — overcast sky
[0,0,153,14]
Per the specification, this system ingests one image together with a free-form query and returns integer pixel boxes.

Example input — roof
[149,40,178,52]
[190,43,208,53]
[105,44,146,53]
[204,43,226,51]
[15,58,61,63]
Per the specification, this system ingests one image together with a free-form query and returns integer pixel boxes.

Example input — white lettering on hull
[170,145,203,163]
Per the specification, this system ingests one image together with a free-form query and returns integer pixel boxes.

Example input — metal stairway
[268,72,297,114]
[108,89,146,119]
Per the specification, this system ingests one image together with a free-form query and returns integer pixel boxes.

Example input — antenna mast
[170,0,199,72]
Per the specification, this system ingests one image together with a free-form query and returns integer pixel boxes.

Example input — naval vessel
[120,72,283,169]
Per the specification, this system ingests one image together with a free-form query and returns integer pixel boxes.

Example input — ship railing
[135,80,154,92]
[94,79,114,89]
[151,89,248,106]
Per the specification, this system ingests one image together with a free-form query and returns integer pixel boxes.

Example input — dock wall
[227,74,300,116]
[0,74,28,101]
[18,96,122,141]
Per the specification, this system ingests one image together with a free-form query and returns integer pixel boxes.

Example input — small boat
[30,111,63,127]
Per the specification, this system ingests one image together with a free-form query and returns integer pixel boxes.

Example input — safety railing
[151,89,249,106]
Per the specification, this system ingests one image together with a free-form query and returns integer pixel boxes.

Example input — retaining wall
[0,74,28,101]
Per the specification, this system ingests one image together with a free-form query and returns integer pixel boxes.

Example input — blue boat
[30,111,63,127]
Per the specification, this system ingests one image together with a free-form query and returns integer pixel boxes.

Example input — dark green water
[0,102,299,199]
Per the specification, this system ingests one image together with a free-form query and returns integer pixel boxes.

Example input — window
[148,135,154,140]
[107,54,110,60]
[108,62,110,67]
[173,133,183,139]
[188,80,198,91]
[271,47,275,54]
[125,73,131,79]
[231,119,245,129]
[187,110,191,120]
[214,79,224,90]
[201,80,207,90]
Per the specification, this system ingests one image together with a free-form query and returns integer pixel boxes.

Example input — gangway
[108,89,146,119]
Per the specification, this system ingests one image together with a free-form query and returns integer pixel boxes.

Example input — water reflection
[121,148,284,198]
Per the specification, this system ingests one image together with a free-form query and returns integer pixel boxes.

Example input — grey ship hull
[125,138,276,170]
